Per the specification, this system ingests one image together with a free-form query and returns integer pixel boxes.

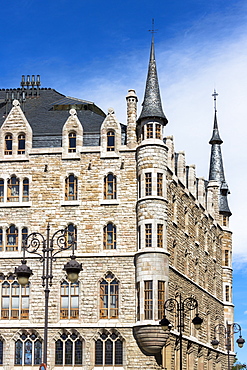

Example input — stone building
[0,37,233,369]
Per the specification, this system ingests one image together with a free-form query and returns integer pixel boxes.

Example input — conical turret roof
[138,36,168,124]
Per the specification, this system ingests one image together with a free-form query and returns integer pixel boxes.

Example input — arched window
[68,224,77,250]
[7,176,19,202]
[103,223,116,250]
[60,280,79,319]
[95,332,123,366]
[5,134,12,155]
[68,132,76,153]
[18,134,26,154]
[22,178,29,202]
[100,273,119,319]
[104,174,116,199]
[1,276,29,319]
[15,333,42,365]
[107,131,115,151]
[6,225,18,251]
[65,175,77,201]
[0,179,4,202]
[22,228,28,246]
[55,333,82,365]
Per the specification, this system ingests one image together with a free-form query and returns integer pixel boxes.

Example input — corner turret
[137,36,168,142]
[208,90,231,226]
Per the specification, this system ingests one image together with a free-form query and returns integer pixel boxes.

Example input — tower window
[7,176,19,202]
[157,173,163,196]
[223,215,228,226]
[158,281,165,319]
[144,280,153,319]
[104,174,116,199]
[103,223,116,250]
[95,332,123,366]
[225,285,230,301]
[224,250,229,267]
[155,124,162,139]
[146,124,153,139]
[68,132,76,152]
[145,224,152,248]
[107,131,115,151]
[22,178,29,202]
[65,175,77,200]
[100,273,119,319]
[60,281,79,319]
[5,134,12,155]
[15,333,42,365]
[18,134,25,154]
[145,173,152,196]
[157,224,163,248]
[55,333,82,365]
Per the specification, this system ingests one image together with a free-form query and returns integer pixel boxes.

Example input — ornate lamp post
[159,293,203,370]
[211,322,245,370]
[14,224,82,366]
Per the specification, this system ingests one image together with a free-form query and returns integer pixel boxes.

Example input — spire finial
[212,89,218,112]
[148,19,158,37]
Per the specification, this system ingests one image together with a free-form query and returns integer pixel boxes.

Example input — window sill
[100,152,120,159]
[100,200,119,206]
[0,201,32,208]
[61,200,80,206]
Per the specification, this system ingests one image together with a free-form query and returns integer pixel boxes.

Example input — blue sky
[1,0,247,364]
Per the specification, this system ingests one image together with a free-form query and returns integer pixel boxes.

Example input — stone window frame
[104,173,117,200]
[65,174,78,201]
[0,274,29,320]
[94,330,124,367]
[14,332,42,365]
[0,224,29,252]
[60,280,79,320]
[0,174,32,206]
[99,272,119,319]
[103,222,116,250]
[55,331,83,366]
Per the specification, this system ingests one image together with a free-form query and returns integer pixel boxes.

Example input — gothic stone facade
[0,45,233,369]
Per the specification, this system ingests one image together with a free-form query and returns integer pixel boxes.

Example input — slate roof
[0,88,107,147]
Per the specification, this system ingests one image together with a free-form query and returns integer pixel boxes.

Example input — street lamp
[14,224,82,366]
[211,322,245,370]
[159,293,203,370]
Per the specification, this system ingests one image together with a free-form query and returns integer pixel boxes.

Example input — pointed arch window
[60,280,79,319]
[15,333,42,365]
[107,131,115,151]
[100,273,119,319]
[18,134,26,154]
[0,179,4,202]
[55,333,82,365]
[68,132,76,153]
[68,223,77,250]
[23,178,29,202]
[1,276,29,319]
[7,176,19,202]
[65,175,77,200]
[104,173,117,199]
[5,134,12,155]
[6,225,18,251]
[95,332,123,366]
[103,223,116,250]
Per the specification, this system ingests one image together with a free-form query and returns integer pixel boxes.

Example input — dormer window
[5,134,12,155]
[107,131,115,151]
[18,134,25,154]
[68,132,76,153]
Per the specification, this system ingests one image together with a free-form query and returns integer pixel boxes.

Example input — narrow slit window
[107,131,115,151]
[22,179,29,202]
[5,134,12,155]
[104,174,116,199]
[68,132,76,153]
[18,134,25,154]
[103,223,116,250]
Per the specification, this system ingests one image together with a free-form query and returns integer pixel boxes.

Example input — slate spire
[208,90,231,216]
[138,35,168,124]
